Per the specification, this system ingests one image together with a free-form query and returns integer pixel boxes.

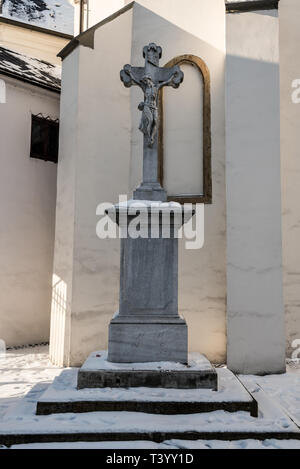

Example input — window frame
[30,114,59,164]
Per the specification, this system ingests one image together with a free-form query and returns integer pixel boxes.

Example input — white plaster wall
[0,76,58,346]
[130,1,227,363]
[88,0,125,27]
[279,0,300,358]
[125,0,225,50]
[0,23,69,64]
[226,10,286,374]
[73,0,125,35]
[51,9,133,366]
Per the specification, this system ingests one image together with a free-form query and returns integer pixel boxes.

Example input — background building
[0,0,73,346]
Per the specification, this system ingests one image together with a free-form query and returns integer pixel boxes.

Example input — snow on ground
[0,345,299,449]
[0,0,74,35]
[0,345,61,420]
[241,361,300,426]
[2,439,300,450]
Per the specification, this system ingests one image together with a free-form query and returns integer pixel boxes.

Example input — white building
[1,0,300,375]
[0,0,73,346]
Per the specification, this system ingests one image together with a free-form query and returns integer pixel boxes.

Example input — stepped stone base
[36,367,256,416]
[2,367,300,448]
[77,351,218,390]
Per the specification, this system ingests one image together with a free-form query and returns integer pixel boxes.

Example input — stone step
[36,368,256,416]
[0,377,299,447]
[1,428,300,449]
[77,351,218,390]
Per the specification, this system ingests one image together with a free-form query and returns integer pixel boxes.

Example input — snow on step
[0,381,298,438]
[4,440,300,449]
[240,374,300,428]
[81,351,213,372]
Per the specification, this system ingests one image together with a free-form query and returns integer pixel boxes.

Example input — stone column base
[133,183,167,202]
[107,315,188,364]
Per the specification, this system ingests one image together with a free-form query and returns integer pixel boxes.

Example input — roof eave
[58,1,135,60]
[225,0,279,13]
[0,69,61,94]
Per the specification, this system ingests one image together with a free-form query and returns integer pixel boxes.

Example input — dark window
[30,115,59,163]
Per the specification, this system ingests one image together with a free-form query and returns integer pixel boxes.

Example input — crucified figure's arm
[158,75,176,90]
[120,65,146,91]
[158,66,184,90]
[123,65,145,89]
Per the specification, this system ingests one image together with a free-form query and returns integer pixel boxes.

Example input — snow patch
[81,351,214,372]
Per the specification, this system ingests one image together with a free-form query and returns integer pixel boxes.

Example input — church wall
[87,0,126,30]
[279,0,300,359]
[124,0,225,51]
[0,22,69,65]
[73,0,126,36]
[226,9,286,373]
[0,76,58,347]
[129,1,227,363]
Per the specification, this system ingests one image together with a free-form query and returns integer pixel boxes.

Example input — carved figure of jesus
[121,44,184,149]
[124,70,176,147]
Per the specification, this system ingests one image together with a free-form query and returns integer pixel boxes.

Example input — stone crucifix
[120,43,184,201]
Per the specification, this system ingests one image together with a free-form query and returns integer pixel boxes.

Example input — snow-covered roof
[0,0,74,35]
[0,46,61,92]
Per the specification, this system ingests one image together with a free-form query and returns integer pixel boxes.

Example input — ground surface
[0,345,299,450]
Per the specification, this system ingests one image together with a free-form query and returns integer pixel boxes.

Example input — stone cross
[105,44,194,366]
[120,43,184,201]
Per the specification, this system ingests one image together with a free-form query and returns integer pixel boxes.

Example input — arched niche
[158,55,212,204]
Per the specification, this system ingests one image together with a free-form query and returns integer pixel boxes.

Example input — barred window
[30,114,59,163]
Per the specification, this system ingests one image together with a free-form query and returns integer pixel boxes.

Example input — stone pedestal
[77,351,218,390]
[108,319,187,364]
[106,200,194,364]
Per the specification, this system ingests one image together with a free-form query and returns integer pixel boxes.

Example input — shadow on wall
[225,53,288,373]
